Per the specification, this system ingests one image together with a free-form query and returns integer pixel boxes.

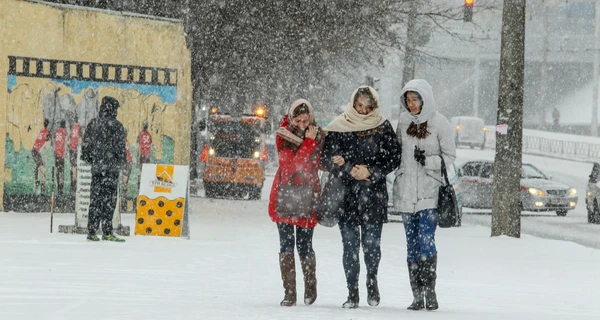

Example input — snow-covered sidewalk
[1,197,599,320]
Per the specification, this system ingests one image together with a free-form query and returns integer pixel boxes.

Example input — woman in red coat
[268,99,324,307]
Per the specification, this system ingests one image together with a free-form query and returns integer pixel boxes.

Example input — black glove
[414,146,426,166]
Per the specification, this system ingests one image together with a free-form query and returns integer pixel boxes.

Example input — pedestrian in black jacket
[81,96,126,242]
[321,86,401,308]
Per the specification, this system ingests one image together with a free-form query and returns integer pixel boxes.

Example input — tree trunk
[491,0,526,238]
[401,1,418,88]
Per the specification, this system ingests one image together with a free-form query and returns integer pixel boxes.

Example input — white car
[450,116,486,149]
[586,163,600,223]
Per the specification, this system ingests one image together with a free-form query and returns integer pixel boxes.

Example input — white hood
[399,79,437,124]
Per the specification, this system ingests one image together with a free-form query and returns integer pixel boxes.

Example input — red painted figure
[32,118,50,195]
[69,117,81,193]
[137,121,152,170]
[54,120,67,195]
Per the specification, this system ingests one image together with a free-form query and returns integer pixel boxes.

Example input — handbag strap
[278,169,309,186]
[439,155,451,186]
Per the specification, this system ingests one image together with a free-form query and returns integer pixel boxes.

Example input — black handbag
[438,156,459,228]
[276,171,314,219]
[317,172,344,227]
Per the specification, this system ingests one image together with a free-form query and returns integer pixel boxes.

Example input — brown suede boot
[300,256,317,305]
[279,252,297,306]
[407,261,424,310]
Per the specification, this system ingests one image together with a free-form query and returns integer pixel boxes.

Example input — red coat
[268,116,321,228]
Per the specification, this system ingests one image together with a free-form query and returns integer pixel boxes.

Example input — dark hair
[43,118,49,128]
[404,91,423,108]
[407,121,430,139]
[292,103,310,118]
[354,87,378,109]
[60,120,66,128]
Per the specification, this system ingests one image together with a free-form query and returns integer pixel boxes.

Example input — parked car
[459,160,577,216]
[585,163,600,223]
[387,163,464,226]
[450,116,486,149]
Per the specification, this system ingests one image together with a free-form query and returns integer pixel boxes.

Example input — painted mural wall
[0,0,192,211]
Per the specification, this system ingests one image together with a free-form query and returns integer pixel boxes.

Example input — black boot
[407,261,424,310]
[342,287,359,309]
[422,255,439,310]
[279,253,297,307]
[366,274,380,306]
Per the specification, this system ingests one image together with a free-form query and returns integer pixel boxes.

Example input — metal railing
[484,129,600,163]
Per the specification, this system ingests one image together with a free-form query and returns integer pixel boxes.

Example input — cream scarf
[324,103,387,132]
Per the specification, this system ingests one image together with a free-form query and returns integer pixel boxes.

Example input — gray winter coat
[393,79,456,214]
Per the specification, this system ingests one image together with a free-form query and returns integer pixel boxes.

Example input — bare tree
[491,0,526,238]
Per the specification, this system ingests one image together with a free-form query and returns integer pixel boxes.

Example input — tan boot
[279,252,297,306]
[300,256,317,305]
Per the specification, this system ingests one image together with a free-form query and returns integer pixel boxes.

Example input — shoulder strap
[439,155,451,186]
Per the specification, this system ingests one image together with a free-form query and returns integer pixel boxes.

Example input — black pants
[55,156,64,195]
[277,222,315,260]
[88,170,119,235]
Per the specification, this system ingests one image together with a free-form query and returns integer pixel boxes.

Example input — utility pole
[401,0,418,87]
[592,0,600,136]
[491,0,526,238]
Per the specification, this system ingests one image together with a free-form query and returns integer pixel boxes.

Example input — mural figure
[32,118,50,195]
[137,120,153,171]
[77,88,99,129]
[69,115,82,193]
[54,120,67,195]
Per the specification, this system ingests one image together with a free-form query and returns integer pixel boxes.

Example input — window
[462,162,482,177]
[480,163,493,179]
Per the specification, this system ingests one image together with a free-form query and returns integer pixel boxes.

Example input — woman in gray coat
[393,79,456,311]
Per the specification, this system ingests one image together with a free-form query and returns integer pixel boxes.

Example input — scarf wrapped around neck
[276,99,325,156]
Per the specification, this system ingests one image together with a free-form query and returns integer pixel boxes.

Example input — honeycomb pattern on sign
[135,196,185,237]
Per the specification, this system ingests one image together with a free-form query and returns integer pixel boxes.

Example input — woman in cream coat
[393,79,456,311]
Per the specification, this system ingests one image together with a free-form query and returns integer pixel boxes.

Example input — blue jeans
[402,208,437,262]
[277,223,315,260]
[339,222,383,289]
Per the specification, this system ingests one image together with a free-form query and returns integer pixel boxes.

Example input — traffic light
[464,0,474,22]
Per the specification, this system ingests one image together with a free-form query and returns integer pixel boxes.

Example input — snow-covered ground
[2,147,600,319]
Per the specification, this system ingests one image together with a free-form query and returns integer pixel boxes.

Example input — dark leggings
[340,222,383,289]
[277,222,315,260]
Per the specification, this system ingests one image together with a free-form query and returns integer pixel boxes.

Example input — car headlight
[528,187,546,196]
[253,151,260,159]
[568,188,577,196]
[208,148,215,156]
